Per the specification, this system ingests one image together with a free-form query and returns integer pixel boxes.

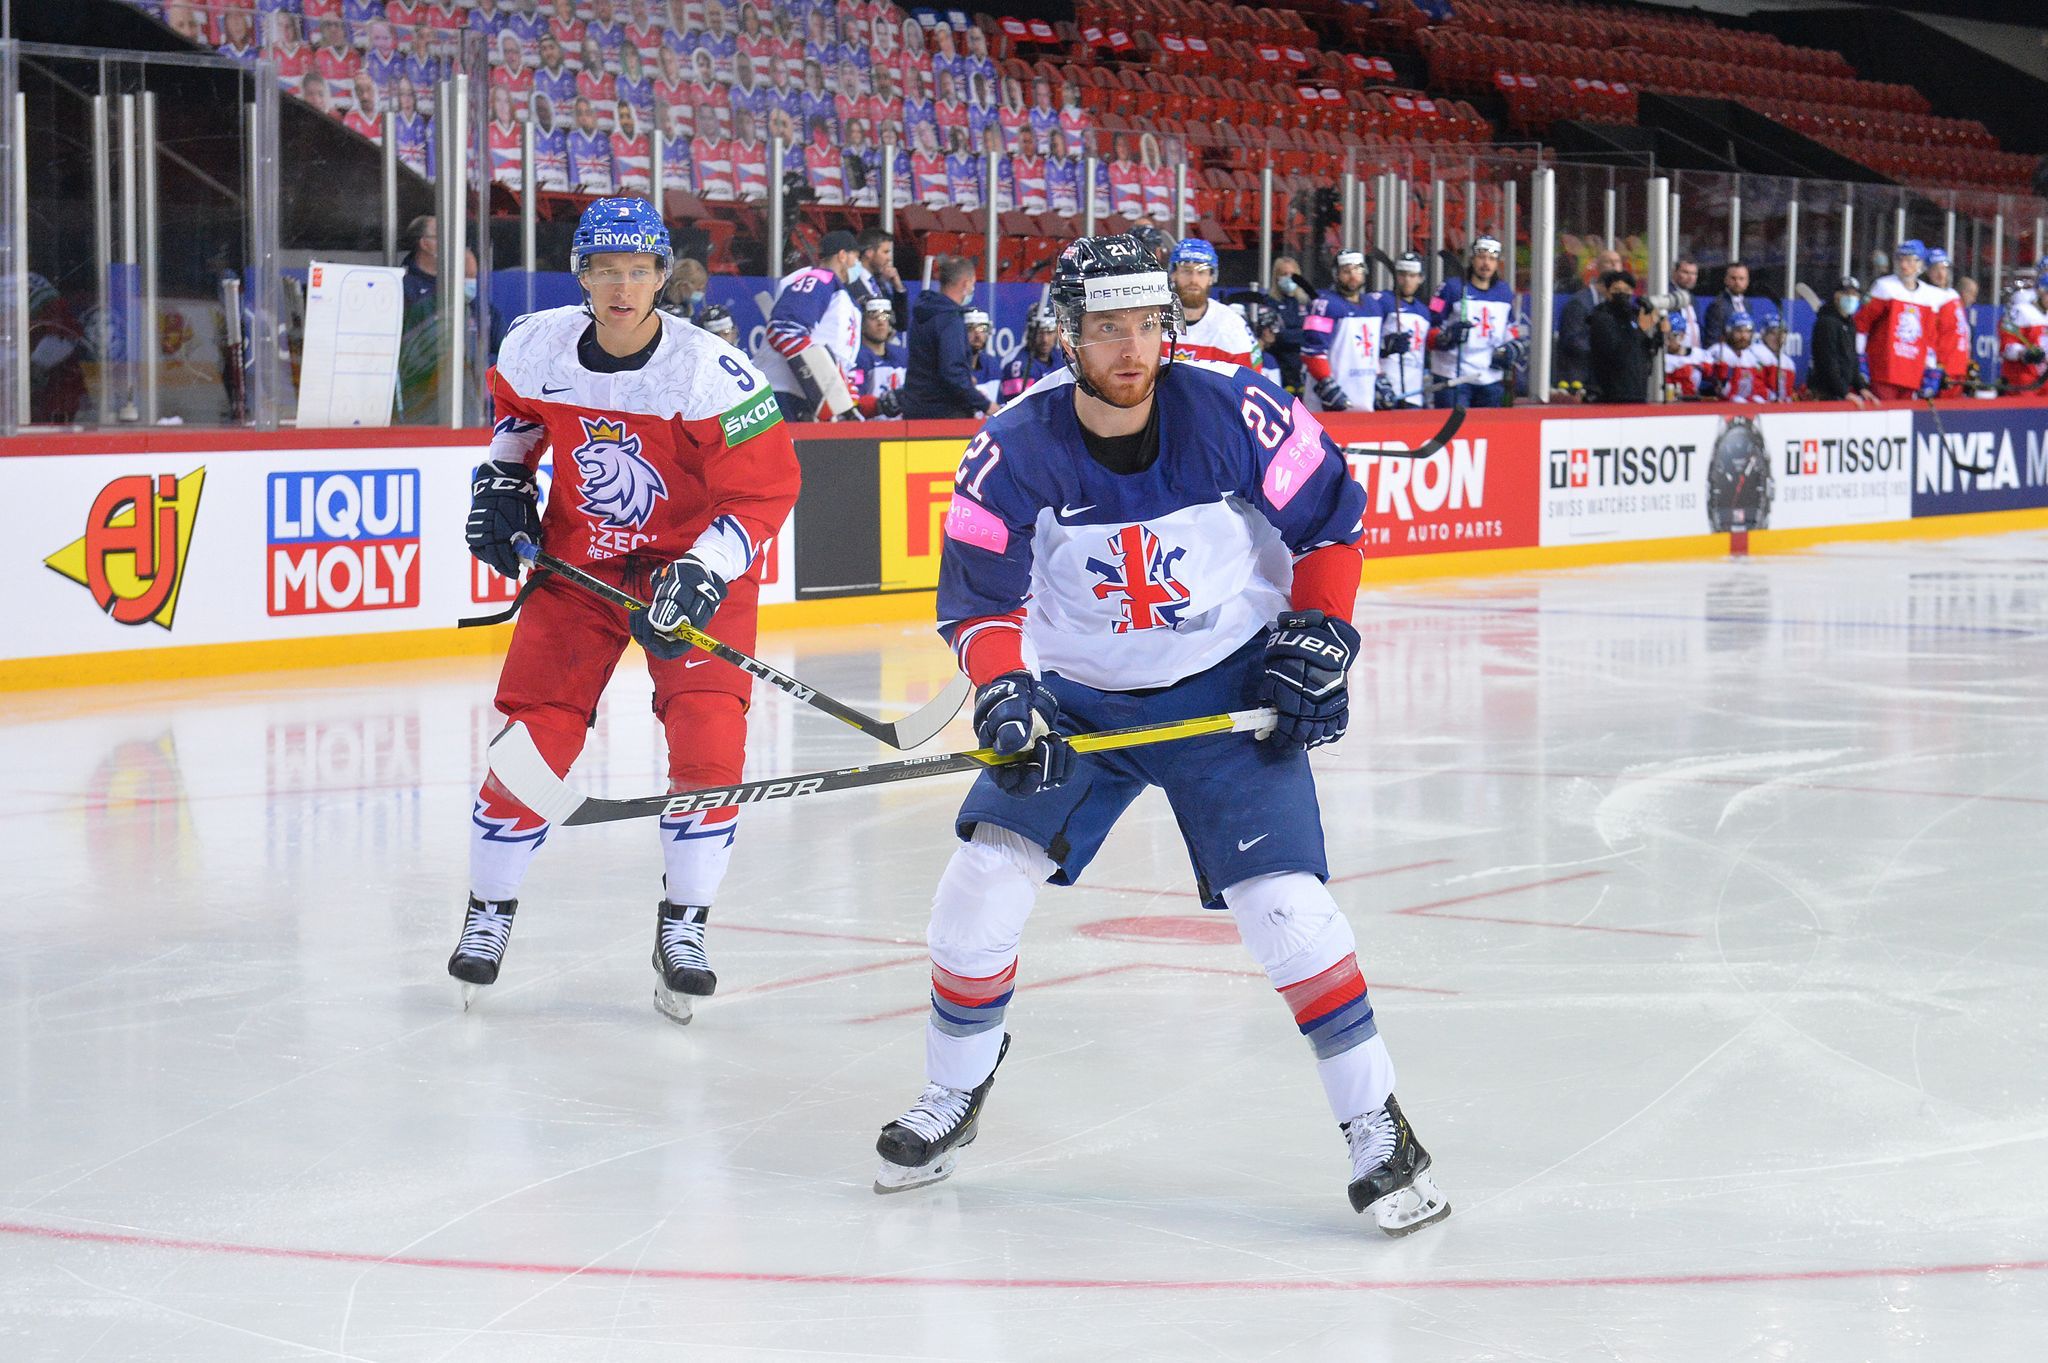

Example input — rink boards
[7,398,2048,688]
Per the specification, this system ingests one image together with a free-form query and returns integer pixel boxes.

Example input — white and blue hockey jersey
[937,362,1367,693]
[1429,276,1518,387]
[1375,293,1433,407]
[1301,290,1382,411]
[751,265,861,401]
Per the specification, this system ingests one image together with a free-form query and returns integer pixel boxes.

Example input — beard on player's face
[1065,307,1164,408]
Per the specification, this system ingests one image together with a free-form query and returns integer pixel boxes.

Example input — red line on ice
[3,1221,2039,1295]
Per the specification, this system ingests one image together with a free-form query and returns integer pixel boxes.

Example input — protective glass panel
[10,42,273,429]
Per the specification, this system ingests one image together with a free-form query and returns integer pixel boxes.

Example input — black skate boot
[449,895,517,1009]
[1342,1093,1451,1236]
[652,900,715,1025]
[874,1034,1010,1194]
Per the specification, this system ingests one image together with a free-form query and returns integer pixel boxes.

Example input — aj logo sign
[44,469,206,629]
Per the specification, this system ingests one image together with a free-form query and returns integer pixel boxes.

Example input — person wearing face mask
[1262,255,1310,393]
[1808,276,1872,405]
[397,214,481,423]
[658,256,710,321]
[1586,268,1664,405]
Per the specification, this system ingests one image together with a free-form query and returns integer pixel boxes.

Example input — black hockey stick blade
[1406,403,1468,459]
[488,708,1280,827]
[518,542,970,750]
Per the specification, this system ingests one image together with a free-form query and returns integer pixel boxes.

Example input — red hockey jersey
[1856,275,1963,390]
[485,307,799,578]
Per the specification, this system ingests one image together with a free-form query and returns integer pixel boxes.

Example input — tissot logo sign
[1538,417,1718,545]
[1758,410,1911,528]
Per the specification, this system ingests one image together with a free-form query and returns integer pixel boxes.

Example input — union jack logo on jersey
[1085,524,1191,632]
[571,416,667,530]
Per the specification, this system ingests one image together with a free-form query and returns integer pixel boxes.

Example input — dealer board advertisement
[1538,415,1721,544]
[1909,403,2048,517]
[7,443,792,666]
[1754,408,1913,530]
[1335,411,1540,557]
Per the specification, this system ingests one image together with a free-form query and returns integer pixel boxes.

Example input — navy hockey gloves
[1493,338,1528,372]
[1375,376,1398,410]
[973,670,1073,797]
[466,459,541,581]
[1433,318,1472,351]
[1313,376,1352,411]
[632,555,727,660]
[1380,329,1412,357]
[1918,367,1946,399]
[1260,610,1361,750]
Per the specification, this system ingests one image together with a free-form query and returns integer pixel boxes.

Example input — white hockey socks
[924,824,1054,1090]
[660,806,738,906]
[1224,871,1397,1122]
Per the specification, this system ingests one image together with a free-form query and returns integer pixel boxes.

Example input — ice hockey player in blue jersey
[1376,251,1434,409]
[963,306,1003,408]
[871,232,1451,1238]
[851,297,908,416]
[753,228,862,422]
[1301,248,1384,412]
[1429,235,1522,408]
[998,302,1064,403]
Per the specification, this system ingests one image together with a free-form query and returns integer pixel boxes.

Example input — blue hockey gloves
[1380,329,1412,357]
[466,459,541,581]
[1259,610,1361,749]
[631,555,727,660]
[1313,375,1351,411]
[1375,376,1398,410]
[1433,318,1472,351]
[973,670,1073,797]
[1493,338,1528,371]
[1918,367,1946,399]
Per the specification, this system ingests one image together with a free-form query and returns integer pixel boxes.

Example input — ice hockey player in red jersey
[1856,239,1964,401]
[1999,259,2048,394]
[450,197,800,1024]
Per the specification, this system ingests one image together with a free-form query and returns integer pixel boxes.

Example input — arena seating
[134,0,2041,278]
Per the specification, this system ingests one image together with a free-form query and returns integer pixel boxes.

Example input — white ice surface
[4,533,2047,1361]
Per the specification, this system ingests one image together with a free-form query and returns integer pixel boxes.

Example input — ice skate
[874,1034,1010,1193]
[652,900,715,1025]
[448,895,516,1009]
[1342,1094,1450,1236]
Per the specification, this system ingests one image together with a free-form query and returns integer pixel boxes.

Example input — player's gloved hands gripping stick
[467,460,542,580]
[632,555,729,659]
[973,671,1073,796]
[1260,610,1361,749]
[1433,318,1472,352]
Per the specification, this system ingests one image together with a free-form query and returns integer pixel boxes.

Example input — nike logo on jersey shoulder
[541,383,572,397]
[1058,502,1097,519]
[1237,833,1270,851]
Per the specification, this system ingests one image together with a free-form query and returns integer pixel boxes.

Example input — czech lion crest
[571,416,667,529]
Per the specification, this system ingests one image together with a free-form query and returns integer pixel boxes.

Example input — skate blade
[459,982,482,1011]
[653,984,694,1026]
[1370,1170,1451,1237]
[872,1148,960,1195]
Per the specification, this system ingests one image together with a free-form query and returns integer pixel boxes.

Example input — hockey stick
[489,707,1280,827]
[515,543,971,751]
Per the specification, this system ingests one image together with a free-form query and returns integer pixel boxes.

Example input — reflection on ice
[3,534,2047,1360]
